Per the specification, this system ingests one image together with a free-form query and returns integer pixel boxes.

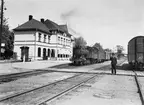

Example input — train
[128,36,144,70]
[71,46,112,66]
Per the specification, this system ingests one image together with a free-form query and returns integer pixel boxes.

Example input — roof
[13,19,50,34]
[13,16,73,38]
[59,25,68,33]
[59,25,72,37]
[44,19,63,31]
[128,36,144,44]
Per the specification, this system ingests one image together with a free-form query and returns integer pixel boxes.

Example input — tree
[2,22,14,50]
[0,3,14,59]
[116,45,124,59]
[116,45,124,54]
[104,48,112,52]
[93,43,103,51]
[73,37,87,59]
[0,4,14,50]
[74,37,87,48]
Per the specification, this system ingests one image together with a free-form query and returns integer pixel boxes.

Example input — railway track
[134,71,144,105]
[0,59,126,84]
[0,73,99,105]
[0,70,51,84]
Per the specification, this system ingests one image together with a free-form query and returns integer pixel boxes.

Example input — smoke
[61,8,78,20]
[60,9,82,37]
[68,27,82,37]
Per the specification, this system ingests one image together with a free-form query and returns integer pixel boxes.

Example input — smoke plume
[60,9,82,37]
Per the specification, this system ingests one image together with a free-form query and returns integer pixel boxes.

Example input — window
[66,39,67,45]
[61,37,63,45]
[63,33,66,36]
[43,48,46,58]
[58,37,60,44]
[44,35,46,43]
[38,47,41,57]
[38,33,41,42]
[64,38,65,45]
[48,35,50,43]
[47,49,50,57]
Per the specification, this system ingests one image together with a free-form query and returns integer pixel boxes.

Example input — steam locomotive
[71,46,111,66]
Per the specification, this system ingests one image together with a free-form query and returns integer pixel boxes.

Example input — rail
[0,73,97,105]
[0,70,51,84]
[134,71,144,105]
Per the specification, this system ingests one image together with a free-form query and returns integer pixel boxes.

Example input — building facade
[13,15,73,61]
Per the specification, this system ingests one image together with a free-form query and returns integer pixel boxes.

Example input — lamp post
[0,0,4,59]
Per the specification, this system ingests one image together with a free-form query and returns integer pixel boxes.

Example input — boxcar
[97,49,105,62]
[105,51,111,61]
[128,36,144,69]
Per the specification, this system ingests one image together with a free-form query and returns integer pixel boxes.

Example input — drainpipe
[56,32,58,61]
[34,29,37,60]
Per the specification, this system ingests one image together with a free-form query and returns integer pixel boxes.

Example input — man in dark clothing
[110,53,117,74]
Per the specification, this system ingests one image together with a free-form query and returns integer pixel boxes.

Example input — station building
[13,15,74,61]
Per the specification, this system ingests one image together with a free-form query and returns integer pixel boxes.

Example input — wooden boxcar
[105,51,111,61]
[128,36,144,69]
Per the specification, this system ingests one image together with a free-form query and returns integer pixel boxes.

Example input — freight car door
[136,37,144,63]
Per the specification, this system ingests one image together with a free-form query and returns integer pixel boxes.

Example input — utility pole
[0,0,4,58]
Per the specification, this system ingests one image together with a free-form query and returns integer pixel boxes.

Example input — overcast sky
[4,0,144,53]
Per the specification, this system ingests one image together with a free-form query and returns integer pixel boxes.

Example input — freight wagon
[72,46,112,66]
[128,36,144,70]
[105,51,111,61]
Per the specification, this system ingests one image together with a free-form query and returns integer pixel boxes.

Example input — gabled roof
[59,25,72,37]
[59,25,68,33]
[13,19,50,34]
[44,19,63,31]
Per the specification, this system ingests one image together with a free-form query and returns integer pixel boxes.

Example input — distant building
[13,15,74,61]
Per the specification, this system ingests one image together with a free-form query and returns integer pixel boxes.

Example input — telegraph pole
[0,0,4,58]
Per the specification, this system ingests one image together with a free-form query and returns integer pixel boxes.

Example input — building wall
[14,31,73,61]
[14,31,35,60]
[14,31,35,41]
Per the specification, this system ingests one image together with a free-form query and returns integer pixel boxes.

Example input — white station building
[13,15,74,61]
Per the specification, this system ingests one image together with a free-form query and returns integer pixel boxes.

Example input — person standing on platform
[110,53,117,74]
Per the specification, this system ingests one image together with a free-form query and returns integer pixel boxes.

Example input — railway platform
[0,60,71,75]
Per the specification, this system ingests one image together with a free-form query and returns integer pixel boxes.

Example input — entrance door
[20,46,29,62]
[43,48,47,60]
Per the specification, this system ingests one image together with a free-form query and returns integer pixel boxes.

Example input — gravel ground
[0,72,76,99]
[137,76,144,99]
[48,75,141,105]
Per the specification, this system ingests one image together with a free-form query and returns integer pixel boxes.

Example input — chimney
[41,18,45,23]
[29,15,33,21]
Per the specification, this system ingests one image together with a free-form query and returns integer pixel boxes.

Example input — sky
[3,0,144,53]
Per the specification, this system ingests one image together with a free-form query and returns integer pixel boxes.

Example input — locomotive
[71,46,111,66]
[128,36,144,70]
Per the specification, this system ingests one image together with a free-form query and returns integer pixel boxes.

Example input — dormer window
[55,31,57,34]
[52,31,55,34]
[38,33,41,42]
[63,33,66,37]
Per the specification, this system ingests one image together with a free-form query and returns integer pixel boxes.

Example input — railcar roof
[128,36,144,44]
